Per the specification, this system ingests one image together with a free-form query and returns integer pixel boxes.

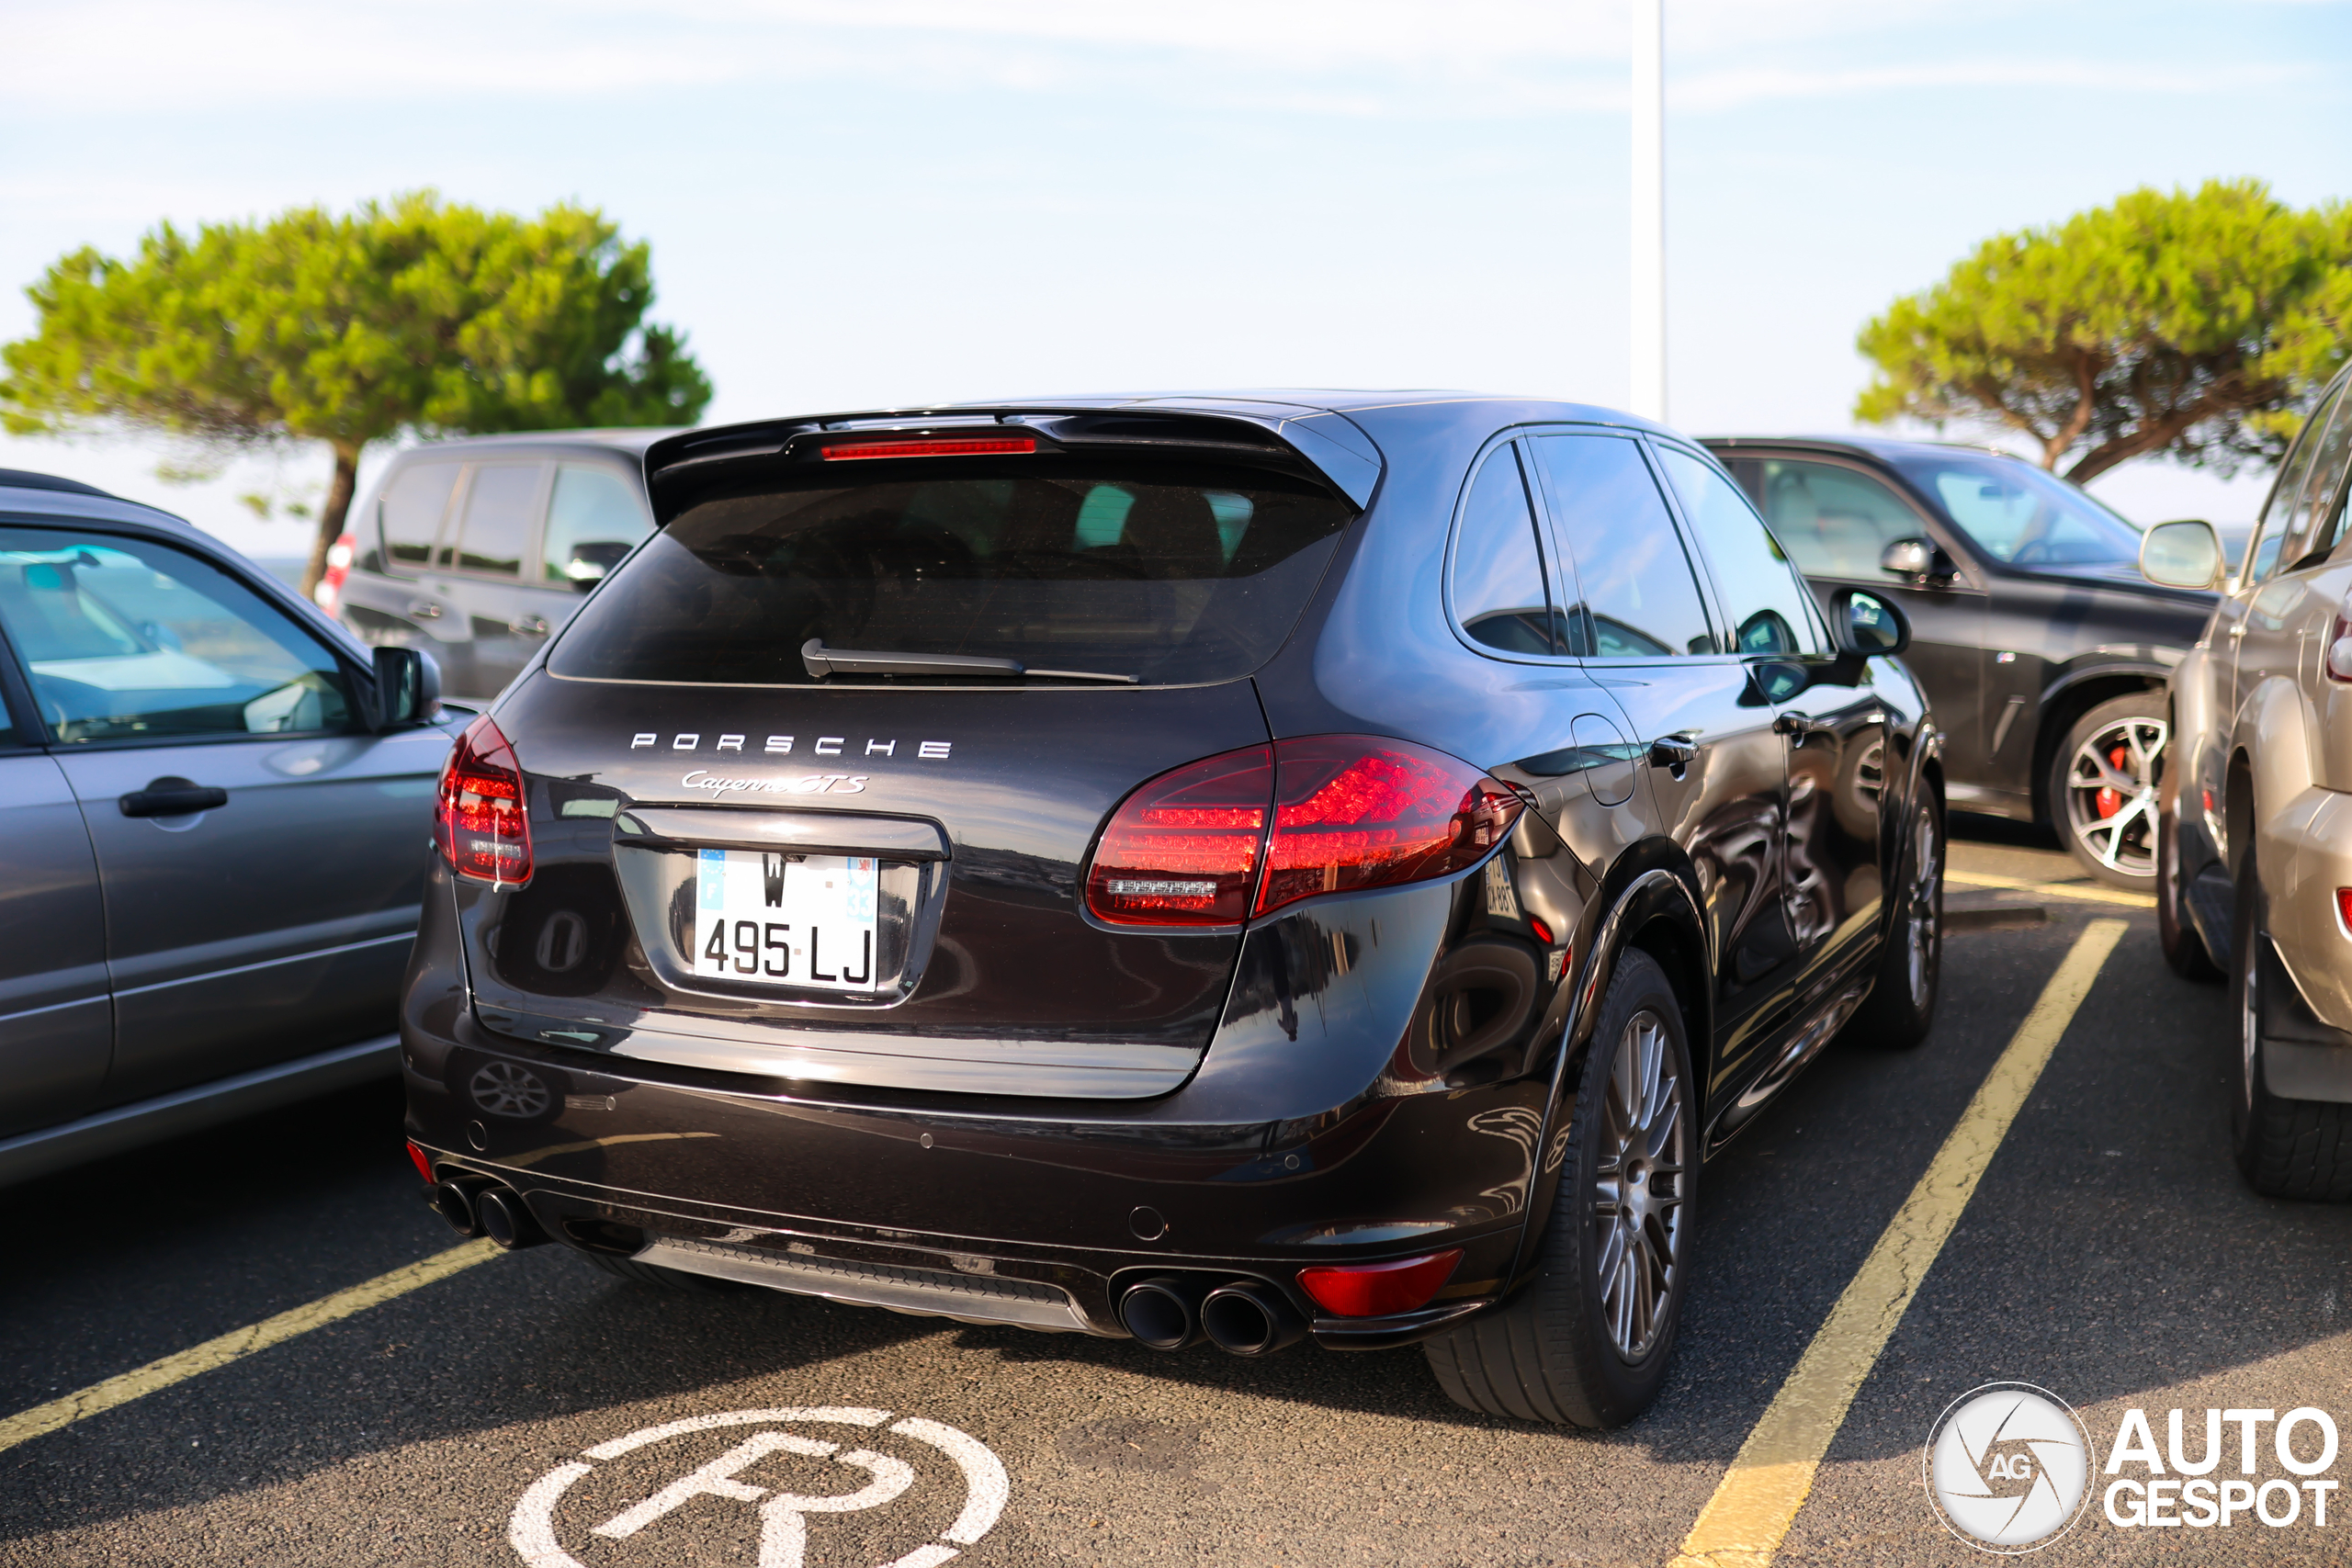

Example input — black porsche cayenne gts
[403,393,1942,1427]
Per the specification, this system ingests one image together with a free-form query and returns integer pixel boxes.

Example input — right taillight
[1083,736,1520,927]
[435,715,532,885]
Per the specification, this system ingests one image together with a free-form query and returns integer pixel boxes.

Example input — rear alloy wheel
[1424,948,1691,1427]
[2229,850,2352,1201]
[2053,694,2165,888]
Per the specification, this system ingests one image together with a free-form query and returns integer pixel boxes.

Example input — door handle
[120,779,229,818]
[1771,711,1814,736]
[508,615,551,637]
[2227,620,2248,639]
[406,600,444,620]
[1646,734,1698,775]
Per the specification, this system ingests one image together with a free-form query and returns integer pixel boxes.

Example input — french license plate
[694,850,877,991]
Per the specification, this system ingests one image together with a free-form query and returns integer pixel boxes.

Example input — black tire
[1843,788,1942,1050]
[2156,795,2221,981]
[2229,851,2352,1200]
[1424,948,1692,1427]
[572,1248,745,1292]
[2050,693,2167,888]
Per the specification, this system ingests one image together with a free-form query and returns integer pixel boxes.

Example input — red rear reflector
[820,437,1036,460]
[406,1141,434,1184]
[1086,746,1272,925]
[1296,1249,1464,1317]
[435,715,533,885]
[2337,889,2352,933]
[1530,916,1553,945]
[1256,738,1521,918]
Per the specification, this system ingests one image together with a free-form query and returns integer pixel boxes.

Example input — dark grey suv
[0,469,455,1184]
[331,430,671,701]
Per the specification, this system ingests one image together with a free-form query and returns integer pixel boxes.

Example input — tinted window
[379,461,458,571]
[1656,446,1823,656]
[1450,445,1556,656]
[0,529,352,743]
[444,463,542,577]
[1739,457,1933,583]
[2278,382,2352,571]
[1887,452,2141,570]
[1531,434,1715,658]
[543,464,651,588]
[550,458,1355,686]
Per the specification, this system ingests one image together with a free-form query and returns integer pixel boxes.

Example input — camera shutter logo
[1924,1382,2092,1551]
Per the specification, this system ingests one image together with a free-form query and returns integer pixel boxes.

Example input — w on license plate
[695,850,877,991]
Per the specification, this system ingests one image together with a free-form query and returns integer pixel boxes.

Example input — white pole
[1630,0,1666,423]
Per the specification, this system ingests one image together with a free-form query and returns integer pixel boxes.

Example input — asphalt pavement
[6,819,2350,1567]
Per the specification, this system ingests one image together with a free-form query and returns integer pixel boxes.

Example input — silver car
[2149,359,2352,1197]
[0,468,455,1184]
[328,431,670,701]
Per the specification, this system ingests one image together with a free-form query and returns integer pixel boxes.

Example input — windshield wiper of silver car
[801,637,1139,684]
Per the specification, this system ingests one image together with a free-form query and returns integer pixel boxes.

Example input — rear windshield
[548,458,1355,686]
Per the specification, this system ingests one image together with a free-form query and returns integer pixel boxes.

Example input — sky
[1,0,2346,560]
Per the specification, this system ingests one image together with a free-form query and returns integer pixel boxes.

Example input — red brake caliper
[2095,742,2127,818]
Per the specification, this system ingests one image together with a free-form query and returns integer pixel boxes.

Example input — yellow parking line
[1666,918,2126,1568]
[0,1238,500,1456]
[1944,868,2153,908]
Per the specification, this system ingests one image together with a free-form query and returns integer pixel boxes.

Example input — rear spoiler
[640,403,1383,524]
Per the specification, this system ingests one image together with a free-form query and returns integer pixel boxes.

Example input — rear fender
[1502,854,1708,1292]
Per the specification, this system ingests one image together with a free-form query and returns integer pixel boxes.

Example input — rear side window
[0,528,352,742]
[379,462,458,572]
[1450,444,1558,656]
[1530,434,1715,659]
[543,464,650,589]
[549,458,1355,686]
[443,464,543,577]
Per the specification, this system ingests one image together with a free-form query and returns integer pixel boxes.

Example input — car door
[0,657,110,1136]
[1656,444,1886,1002]
[0,523,451,1107]
[1725,452,1992,799]
[336,457,466,671]
[1521,432,1801,1093]
[435,459,552,700]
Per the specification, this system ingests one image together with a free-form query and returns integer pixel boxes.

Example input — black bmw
[402,394,1942,1427]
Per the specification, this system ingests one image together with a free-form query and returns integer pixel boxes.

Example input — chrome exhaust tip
[473,1187,548,1250]
[429,1179,481,1237]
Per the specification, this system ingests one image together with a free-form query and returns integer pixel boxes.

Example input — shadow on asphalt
[7,905,2349,1543]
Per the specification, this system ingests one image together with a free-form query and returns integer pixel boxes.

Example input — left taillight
[1083,736,1520,927]
[435,715,532,885]
[313,531,356,612]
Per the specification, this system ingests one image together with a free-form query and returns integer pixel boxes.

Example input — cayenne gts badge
[680,771,870,797]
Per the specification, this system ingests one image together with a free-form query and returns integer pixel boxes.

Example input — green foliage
[1855,180,2351,484]
[0,191,711,587]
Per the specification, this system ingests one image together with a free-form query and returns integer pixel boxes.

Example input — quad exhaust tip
[1119,1274,1306,1356]
[428,1178,548,1250]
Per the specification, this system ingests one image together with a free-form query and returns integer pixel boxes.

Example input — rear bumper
[401,873,1576,1346]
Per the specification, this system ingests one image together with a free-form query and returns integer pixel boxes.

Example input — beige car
[2149,360,2352,1199]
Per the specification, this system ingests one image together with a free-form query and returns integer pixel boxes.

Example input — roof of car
[0,468,116,498]
[387,427,684,460]
[973,389,1675,429]
[1699,434,2023,464]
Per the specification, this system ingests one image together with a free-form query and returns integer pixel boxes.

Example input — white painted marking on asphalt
[888,1416,1009,1545]
[509,1406,1005,1568]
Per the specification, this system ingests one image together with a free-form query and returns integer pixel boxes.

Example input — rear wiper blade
[801,638,1139,684]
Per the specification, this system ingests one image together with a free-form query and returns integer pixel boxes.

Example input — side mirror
[1831,586,1910,659]
[1880,537,1934,579]
[371,645,443,730]
[2141,519,2225,590]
